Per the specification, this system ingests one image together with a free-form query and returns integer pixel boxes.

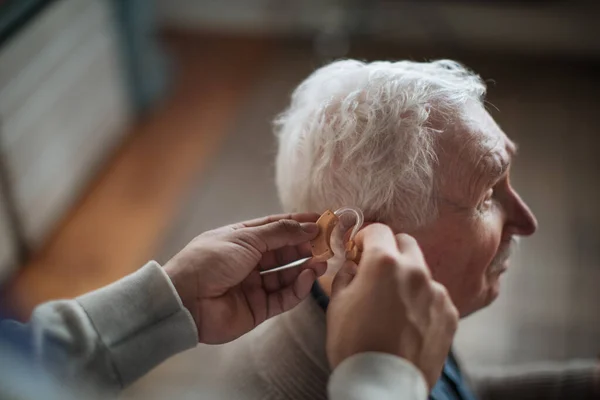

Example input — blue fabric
[311,281,478,400]
[429,353,478,400]
[0,311,34,359]
[310,281,330,310]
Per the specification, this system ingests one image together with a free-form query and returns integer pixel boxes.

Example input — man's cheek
[468,219,503,270]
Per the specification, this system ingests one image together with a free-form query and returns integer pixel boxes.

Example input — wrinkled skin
[406,102,538,316]
[321,101,538,317]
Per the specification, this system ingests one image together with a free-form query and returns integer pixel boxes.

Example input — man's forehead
[458,102,514,159]
[436,102,515,198]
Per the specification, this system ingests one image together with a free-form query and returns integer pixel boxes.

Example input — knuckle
[447,305,459,331]
[431,282,450,298]
[433,286,459,330]
[277,219,301,234]
[363,248,400,277]
[398,252,428,270]
[364,223,393,235]
[421,281,459,332]
[450,305,460,323]
[405,266,429,287]
[234,230,264,252]
[375,251,400,267]
[396,233,418,247]
[370,246,399,265]
[371,251,401,275]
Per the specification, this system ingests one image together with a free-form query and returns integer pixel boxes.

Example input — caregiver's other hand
[164,213,327,344]
[326,224,458,389]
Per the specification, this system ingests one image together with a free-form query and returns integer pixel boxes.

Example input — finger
[262,267,283,292]
[258,241,312,270]
[259,245,308,292]
[277,251,308,286]
[306,260,328,278]
[293,259,328,280]
[330,260,358,298]
[278,258,328,288]
[266,269,317,318]
[262,259,326,292]
[395,233,424,260]
[272,245,302,290]
[261,252,310,292]
[258,250,278,273]
[275,242,301,274]
[352,224,400,272]
[342,221,376,243]
[395,234,431,277]
[241,219,319,253]
[233,213,321,229]
[240,270,268,324]
[353,223,398,253]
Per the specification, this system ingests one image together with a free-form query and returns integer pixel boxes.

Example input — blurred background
[0,0,598,398]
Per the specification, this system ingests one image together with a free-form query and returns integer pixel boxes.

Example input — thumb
[242,219,319,252]
[330,261,358,298]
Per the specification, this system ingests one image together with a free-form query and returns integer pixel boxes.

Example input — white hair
[275,59,486,228]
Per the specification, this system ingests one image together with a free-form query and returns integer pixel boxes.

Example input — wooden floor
[3,34,273,318]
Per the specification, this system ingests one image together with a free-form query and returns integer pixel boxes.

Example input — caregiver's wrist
[164,259,200,331]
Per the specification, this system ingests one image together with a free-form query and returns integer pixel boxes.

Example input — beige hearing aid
[259,206,364,275]
[311,207,364,263]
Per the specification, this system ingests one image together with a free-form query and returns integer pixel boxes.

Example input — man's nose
[507,190,538,236]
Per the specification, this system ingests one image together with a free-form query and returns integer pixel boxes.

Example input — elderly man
[217,60,599,399]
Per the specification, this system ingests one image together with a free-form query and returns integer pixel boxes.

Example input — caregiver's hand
[164,213,327,344]
[326,224,459,389]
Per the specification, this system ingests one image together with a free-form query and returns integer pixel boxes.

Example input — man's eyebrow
[480,151,510,185]
[497,158,510,177]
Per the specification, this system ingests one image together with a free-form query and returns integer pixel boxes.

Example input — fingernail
[300,222,319,235]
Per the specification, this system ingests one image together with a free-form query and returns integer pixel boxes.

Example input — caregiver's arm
[0,213,326,393]
[326,224,459,400]
[0,261,197,392]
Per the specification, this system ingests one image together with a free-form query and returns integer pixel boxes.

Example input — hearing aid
[311,207,364,263]
[259,206,364,275]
